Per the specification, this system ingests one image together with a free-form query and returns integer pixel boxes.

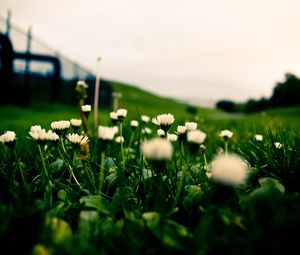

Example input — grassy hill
[0,80,215,140]
[0,79,299,145]
[110,80,218,120]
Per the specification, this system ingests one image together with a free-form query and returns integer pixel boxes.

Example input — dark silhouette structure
[0,32,61,105]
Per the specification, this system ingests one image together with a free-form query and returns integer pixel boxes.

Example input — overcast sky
[1,0,300,106]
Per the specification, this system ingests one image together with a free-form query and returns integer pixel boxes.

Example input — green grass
[1,82,300,255]
[111,81,218,119]
[0,81,218,143]
[1,82,299,144]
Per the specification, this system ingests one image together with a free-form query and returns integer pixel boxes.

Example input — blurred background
[0,0,300,113]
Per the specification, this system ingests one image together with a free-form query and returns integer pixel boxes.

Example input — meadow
[0,82,299,255]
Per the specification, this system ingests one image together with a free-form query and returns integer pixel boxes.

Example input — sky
[1,0,300,107]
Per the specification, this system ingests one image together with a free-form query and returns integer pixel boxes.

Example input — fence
[0,11,112,107]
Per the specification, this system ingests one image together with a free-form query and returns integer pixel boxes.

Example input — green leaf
[142,211,161,228]
[183,185,203,209]
[106,173,118,186]
[79,195,112,215]
[258,177,285,194]
[103,157,115,170]
[49,159,64,172]
[142,212,191,251]
[58,190,67,201]
[249,177,285,200]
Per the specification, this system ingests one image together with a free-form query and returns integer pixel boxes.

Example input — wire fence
[0,13,113,107]
[0,14,95,80]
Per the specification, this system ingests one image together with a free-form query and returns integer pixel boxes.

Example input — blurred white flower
[167,133,178,142]
[185,122,197,131]
[116,108,127,118]
[46,130,59,142]
[98,126,118,140]
[152,118,159,125]
[51,120,70,130]
[29,127,48,141]
[0,131,16,144]
[200,144,207,152]
[77,80,88,88]
[274,142,283,149]
[177,125,187,134]
[70,118,82,127]
[110,112,118,120]
[130,120,139,128]
[254,134,263,141]
[67,133,89,145]
[142,128,152,134]
[219,130,233,139]
[141,138,173,160]
[187,130,207,144]
[81,105,91,112]
[30,125,42,133]
[141,115,150,123]
[211,153,248,187]
[155,113,175,126]
[157,129,165,137]
[115,136,124,143]
[112,126,119,134]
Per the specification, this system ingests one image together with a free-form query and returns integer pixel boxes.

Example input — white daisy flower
[157,129,165,137]
[177,125,187,134]
[46,130,59,142]
[152,118,160,126]
[274,142,283,149]
[187,130,207,144]
[67,133,89,145]
[142,127,152,134]
[141,138,173,161]
[254,134,263,141]
[98,126,118,140]
[29,126,48,141]
[110,112,118,120]
[116,108,127,118]
[70,118,82,127]
[200,144,207,152]
[30,125,42,133]
[185,122,197,131]
[51,120,70,131]
[141,115,150,123]
[76,80,88,88]
[130,120,139,128]
[219,130,233,139]
[81,105,91,113]
[155,113,175,126]
[112,126,119,134]
[211,153,248,187]
[0,131,16,144]
[167,133,178,142]
[115,136,124,143]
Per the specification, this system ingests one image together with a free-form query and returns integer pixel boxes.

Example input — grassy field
[0,83,299,144]
[0,83,300,255]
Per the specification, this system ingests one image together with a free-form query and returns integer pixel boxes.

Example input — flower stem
[98,152,105,194]
[38,144,53,207]
[225,140,228,157]
[38,144,52,186]
[58,141,83,190]
[172,162,187,211]
[203,152,209,172]
[14,149,30,197]
[119,122,125,169]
